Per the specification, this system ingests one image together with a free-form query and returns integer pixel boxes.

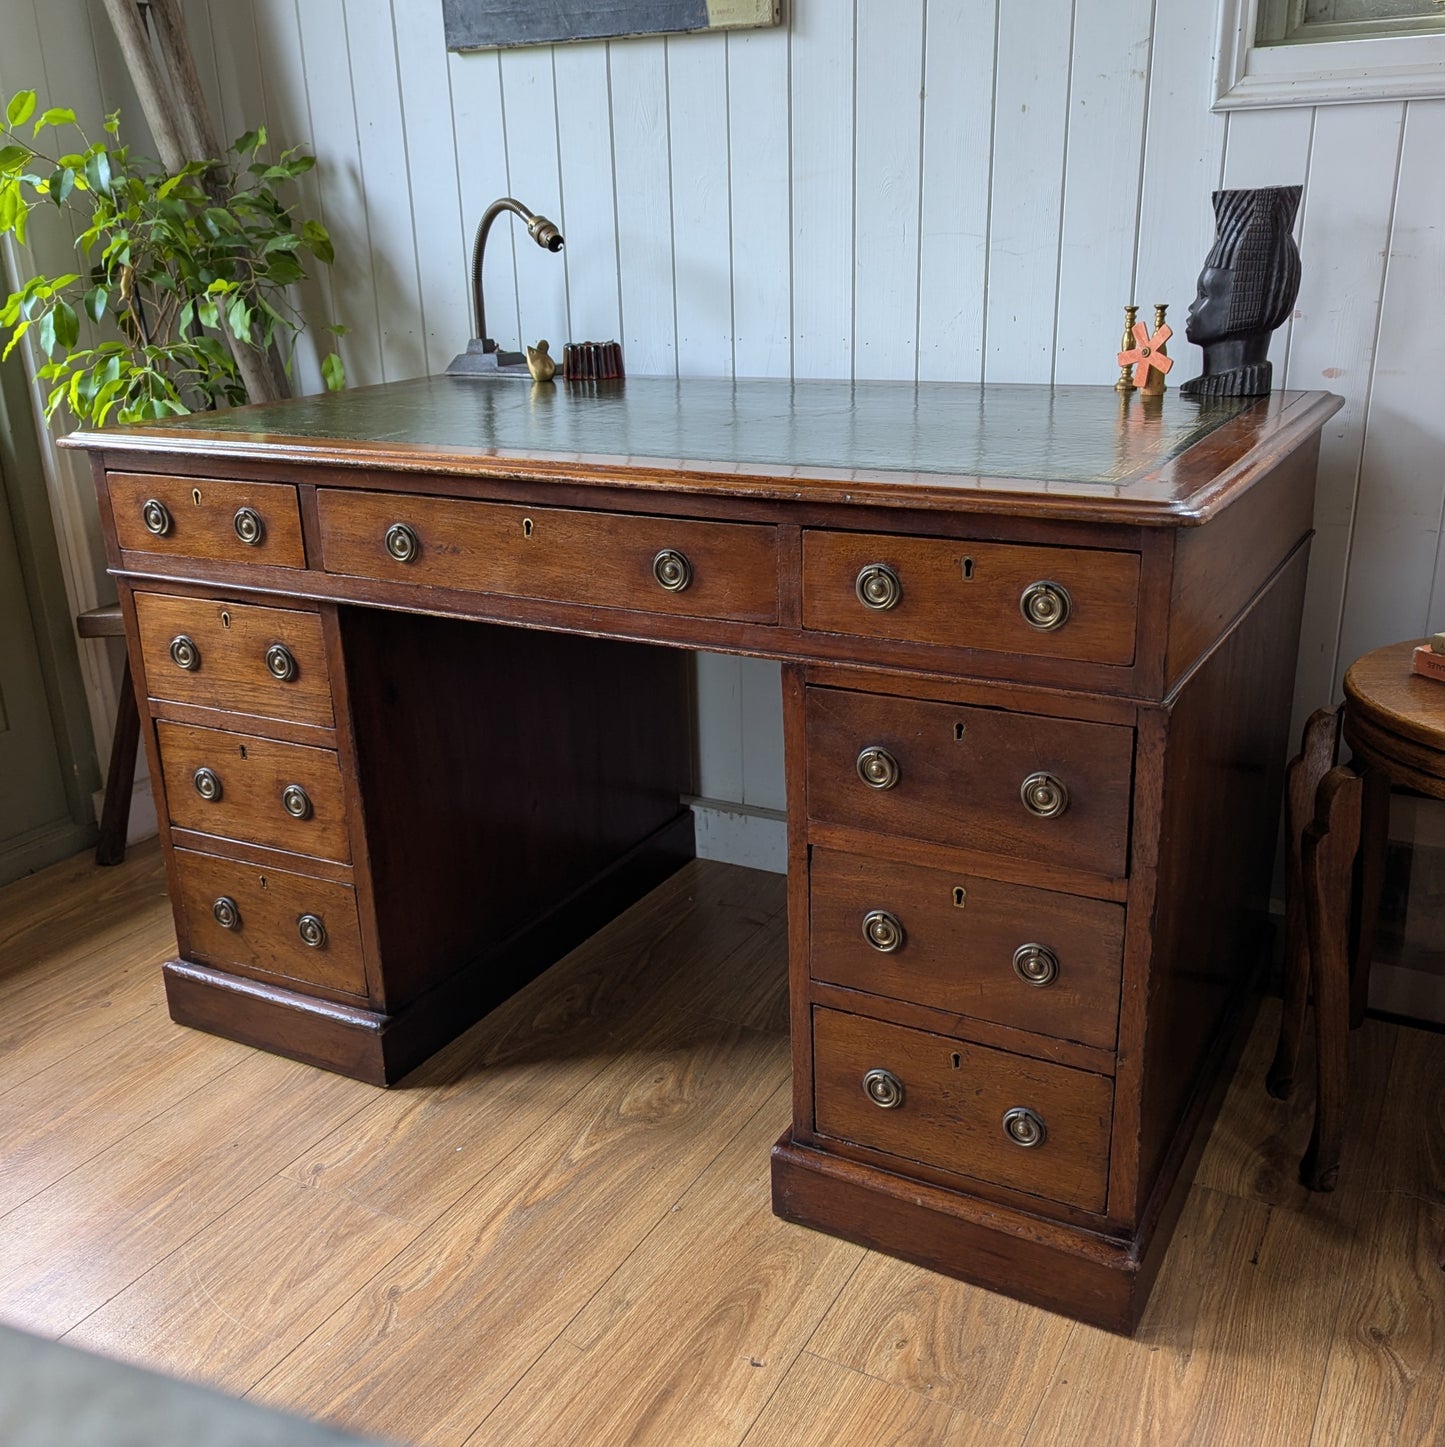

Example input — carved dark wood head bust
[1181,186,1302,399]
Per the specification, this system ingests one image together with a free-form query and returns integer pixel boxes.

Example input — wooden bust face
[1180,186,1302,399]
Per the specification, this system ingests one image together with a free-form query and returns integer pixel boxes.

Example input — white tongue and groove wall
[6,2,1442,998]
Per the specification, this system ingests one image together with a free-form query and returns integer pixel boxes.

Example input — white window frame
[1214,0,1445,108]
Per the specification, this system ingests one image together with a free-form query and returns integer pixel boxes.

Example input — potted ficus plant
[0,88,344,426]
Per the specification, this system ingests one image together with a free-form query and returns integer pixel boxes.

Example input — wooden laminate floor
[1,840,1442,1446]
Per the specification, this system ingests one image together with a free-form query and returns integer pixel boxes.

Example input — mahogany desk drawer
[110,473,305,568]
[802,530,1139,664]
[809,847,1124,1050]
[174,848,365,998]
[316,489,780,623]
[135,592,334,728]
[813,1007,1113,1212]
[157,721,351,863]
[805,687,1134,877]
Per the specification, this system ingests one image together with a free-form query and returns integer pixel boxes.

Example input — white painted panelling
[499,46,570,360]
[1282,102,1403,740]
[789,0,853,378]
[608,38,676,377]
[15,1,1445,890]
[1134,3,1229,366]
[1052,0,1152,386]
[914,0,993,384]
[667,33,733,375]
[449,50,518,356]
[1343,100,1445,663]
[390,0,473,374]
[727,25,791,378]
[346,0,428,380]
[852,0,923,381]
[553,43,623,345]
[985,0,1073,383]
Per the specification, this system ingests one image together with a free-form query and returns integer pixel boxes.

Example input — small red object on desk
[1411,643,1445,682]
[1117,320,1174,390]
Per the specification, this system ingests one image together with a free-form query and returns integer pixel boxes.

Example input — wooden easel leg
[95,656,140,867]
[1300,764,1363,1192]
[1350,764,1389,1028]
[1268,705,1342,1099]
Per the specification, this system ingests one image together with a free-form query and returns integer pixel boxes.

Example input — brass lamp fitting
[447,196,564,377]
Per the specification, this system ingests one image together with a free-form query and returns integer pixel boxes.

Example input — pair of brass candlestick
[1115,304,1171,394]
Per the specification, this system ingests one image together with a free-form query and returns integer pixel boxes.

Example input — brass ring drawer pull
[1020,771,1068,818]
[1002,1106,1047,1148]
[856,746,900,790]
[281,783,313,820]
[862,1068,904,1109]
[169,634,200,671]
[1020,580,1071,631]
[212,896,241,930]
[297,913,327,948]
[855,562,902,611]
[265,643,297,681]
[233,506,264,545]
[385,522,420,562]
[1013,943,1059,987]
[192,767,222,802]
[141,498,172,536]
[861,909,904,953]
[652,548,692,592]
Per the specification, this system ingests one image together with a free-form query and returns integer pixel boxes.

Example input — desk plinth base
[771,1136,1149,1334]
[163,809,696,1085]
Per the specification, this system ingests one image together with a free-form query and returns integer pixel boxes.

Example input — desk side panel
[336,608,696,1016]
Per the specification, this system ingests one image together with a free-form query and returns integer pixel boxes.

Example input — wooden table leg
[1349,763,1389,1029]
[95,656,140,867]
[1300,764,1363,1192]
[1268,705,1341,1100]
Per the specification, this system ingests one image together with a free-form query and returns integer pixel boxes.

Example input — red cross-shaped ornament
[1116,321,1173,389]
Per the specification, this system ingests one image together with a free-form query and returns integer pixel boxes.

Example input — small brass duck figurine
[526,339,556,383]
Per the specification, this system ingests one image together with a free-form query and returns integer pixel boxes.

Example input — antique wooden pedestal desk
[70,376,1340,1332]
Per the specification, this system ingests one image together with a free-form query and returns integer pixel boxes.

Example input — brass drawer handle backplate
[233,506,264,546]
[281,783,313,820]
[296,913,327,948]
[192,767,222,802]
[653,548,692,592]
[1013,943,1059,987]
[1002,1106,1047,1148]
[1020,580,1071,631]
[169,634,200,671]
[856,746,900,790]
[141,498,172,536]
[385,522,420,563]
[855,562,902,611]
[265,644,297,681]
[861,909,904,953]
[862,1068,905,1109]
[1020,771,1068,818]
[212,896,241,930]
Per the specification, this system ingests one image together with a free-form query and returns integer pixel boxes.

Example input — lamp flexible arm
[469,197,564,350]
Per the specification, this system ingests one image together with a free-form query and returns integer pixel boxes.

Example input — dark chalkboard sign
[443,0,779,51]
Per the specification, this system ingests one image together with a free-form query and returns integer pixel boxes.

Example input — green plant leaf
[6,91,36,128]
[83,149,112,197]
[0,182,19,233]
[104,110,120,135]
[83,284,108,323]
[48,167,75,204]
[0,144,28,172]
[321,351,345,391]
[197,297,220,329]
[37,308,56,357]
[2,318,31,360]
[34,106,76,135]
[300,220,333,265]
[226,294,253,344]
[262,231,301,255]
[52,298,78,349]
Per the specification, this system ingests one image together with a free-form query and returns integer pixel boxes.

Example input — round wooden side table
[1269,640,1445,1190]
